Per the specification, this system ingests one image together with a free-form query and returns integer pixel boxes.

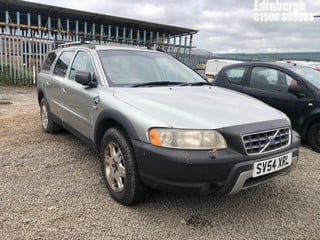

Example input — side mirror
[288,85,305,98]
[75,71,97,88]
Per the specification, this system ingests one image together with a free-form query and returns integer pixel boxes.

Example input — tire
[40,98,61,134]
[100,127,149,205]
[307,122,320,153]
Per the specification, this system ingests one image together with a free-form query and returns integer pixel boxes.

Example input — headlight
[149,128,227,150]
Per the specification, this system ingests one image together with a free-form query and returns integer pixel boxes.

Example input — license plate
[253,152,292,178]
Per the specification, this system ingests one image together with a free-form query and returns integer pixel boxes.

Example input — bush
[0,65,34,86]
[0,65,11,86]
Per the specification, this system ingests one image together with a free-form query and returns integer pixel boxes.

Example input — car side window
[53,51,74,77]
[250,67,298,92]
[225,67,246,84]
[69,51,96,80]
[42,51,57,71]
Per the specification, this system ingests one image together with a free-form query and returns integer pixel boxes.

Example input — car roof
[224,61,315,71]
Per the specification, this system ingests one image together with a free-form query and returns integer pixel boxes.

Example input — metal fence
[0,33,210,85]
[0,34,55,84]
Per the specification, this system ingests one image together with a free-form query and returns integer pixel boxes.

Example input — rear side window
[42,52,57,71]
[53,51,74,77]
[225,67,246,84]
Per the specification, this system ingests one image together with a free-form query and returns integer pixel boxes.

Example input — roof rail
[55,38,96,49]
[55,41,81,49]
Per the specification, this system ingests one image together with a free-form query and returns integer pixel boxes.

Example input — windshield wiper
[131,81,185,87]
[178,82,212,86]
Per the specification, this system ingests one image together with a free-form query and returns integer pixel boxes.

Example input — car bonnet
[113,86,287,129]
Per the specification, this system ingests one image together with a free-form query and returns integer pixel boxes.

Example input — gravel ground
[0,87,319,240]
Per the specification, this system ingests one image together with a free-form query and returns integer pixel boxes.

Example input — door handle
[62,88,67,93]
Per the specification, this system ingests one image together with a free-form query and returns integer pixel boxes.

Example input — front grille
[242,128,291,155]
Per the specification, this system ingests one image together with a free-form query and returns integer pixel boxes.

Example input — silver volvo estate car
[37,43,300,205]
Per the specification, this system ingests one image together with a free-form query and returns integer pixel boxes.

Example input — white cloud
[24,0,320,53]
[132,4,165,19]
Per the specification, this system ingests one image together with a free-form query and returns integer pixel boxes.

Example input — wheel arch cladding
[94,109,139,150]
[37,90,44,105]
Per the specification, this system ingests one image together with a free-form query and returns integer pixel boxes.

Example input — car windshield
[98,50,206,87]
[290,66,320,89]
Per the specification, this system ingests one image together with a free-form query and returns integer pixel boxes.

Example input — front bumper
[133,130,300,195]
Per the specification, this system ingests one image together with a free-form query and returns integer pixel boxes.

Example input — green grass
[0,65,35,86]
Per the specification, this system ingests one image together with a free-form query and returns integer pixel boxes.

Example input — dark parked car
[215,62,320,152]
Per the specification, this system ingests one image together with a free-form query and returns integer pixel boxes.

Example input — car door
[241,65,312,132]
[48,50,75,120]
[61,50,100,139]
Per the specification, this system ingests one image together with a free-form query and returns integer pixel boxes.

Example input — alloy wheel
[103,142,126,192]
[41,104,49,130]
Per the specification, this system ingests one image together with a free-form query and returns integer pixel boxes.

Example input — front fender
[94,109,139,149]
